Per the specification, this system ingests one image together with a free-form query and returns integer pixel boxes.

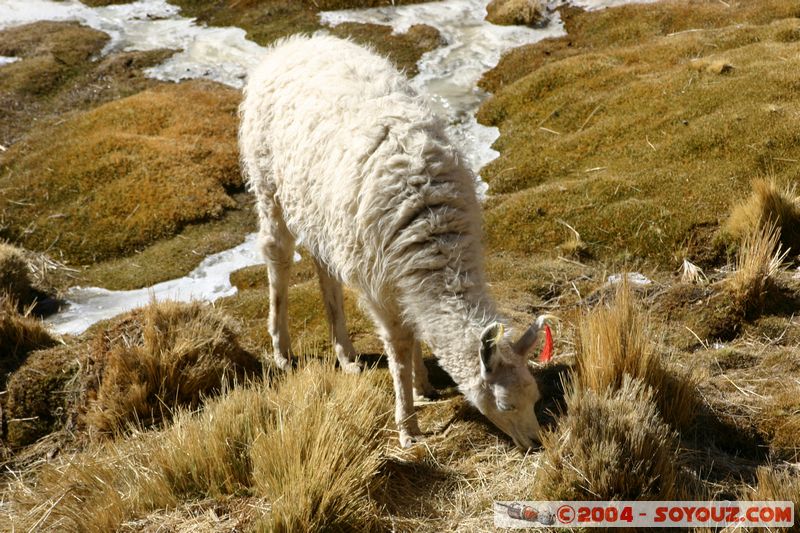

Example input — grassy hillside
[478,0,800,266]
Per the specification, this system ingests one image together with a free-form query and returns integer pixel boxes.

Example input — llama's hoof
[340,361,362,374]
[399,431,423,448]
[414,386,439,401]
[274,354,292,372]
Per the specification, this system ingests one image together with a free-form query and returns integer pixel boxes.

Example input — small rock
[486,0,545,27]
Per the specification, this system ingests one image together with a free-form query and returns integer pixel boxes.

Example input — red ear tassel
[538,324,553,363]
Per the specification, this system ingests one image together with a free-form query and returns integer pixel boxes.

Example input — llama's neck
[400,269,498,388]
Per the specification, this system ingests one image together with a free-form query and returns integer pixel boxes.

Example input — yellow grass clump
[0,242,37,308]
[0,295,55,363]
[3,361,393,532]
[745,466,800,509]
[536,376,687,500]
[725,223,787,314]
[575,283,699,429]
[85,300,262,434]
[725,178,800,256]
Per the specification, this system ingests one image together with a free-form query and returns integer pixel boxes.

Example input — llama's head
[471,316,554,450]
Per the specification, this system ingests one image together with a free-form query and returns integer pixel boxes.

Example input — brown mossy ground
[219,256,383,357]
[477,0,800,267]
[485,0,545,27]
[163,0,427,42]
[329,23,443,76]
[81,195,257,290]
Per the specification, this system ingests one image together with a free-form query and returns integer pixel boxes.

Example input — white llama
[239,34,553,448]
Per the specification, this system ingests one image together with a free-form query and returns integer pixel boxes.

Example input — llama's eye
[497,402,517,412]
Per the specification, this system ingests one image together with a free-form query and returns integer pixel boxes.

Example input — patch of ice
[607,272,653,286]
[568,0,660,9]
[0,0,265,88]
[46,234,264,335]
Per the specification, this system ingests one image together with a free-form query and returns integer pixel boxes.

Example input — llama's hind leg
[412,341,437,400]
[313,258,361,374]
[259,201,295,371]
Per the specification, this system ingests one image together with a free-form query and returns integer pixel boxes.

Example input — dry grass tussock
[0,242,37,308]
[576,283,699,429]
[724,223,788,314]
[0,295,55,362]
[85,300,261,435]
[3,360,393,532]
[726,178,800,257]
[744,466,800,507]
[536,376,688,500]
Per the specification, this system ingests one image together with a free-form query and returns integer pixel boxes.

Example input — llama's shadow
[357,353,457,390]
[533,362,572,430]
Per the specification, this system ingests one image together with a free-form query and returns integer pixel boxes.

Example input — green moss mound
[3,343,78,448]
[329,23,443,77]
[0,81,243,264]
[478,0,800,266]
[0,21,174,147]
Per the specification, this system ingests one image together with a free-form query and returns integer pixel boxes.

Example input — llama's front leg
[366,303,421,447]
[387,330,421,447]
[313,258,361,374]
[260,204,295,371]
[412,341,437,400]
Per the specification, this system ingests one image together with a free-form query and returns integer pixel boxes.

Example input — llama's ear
[512,315,557,358]
[479,322,504,378]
